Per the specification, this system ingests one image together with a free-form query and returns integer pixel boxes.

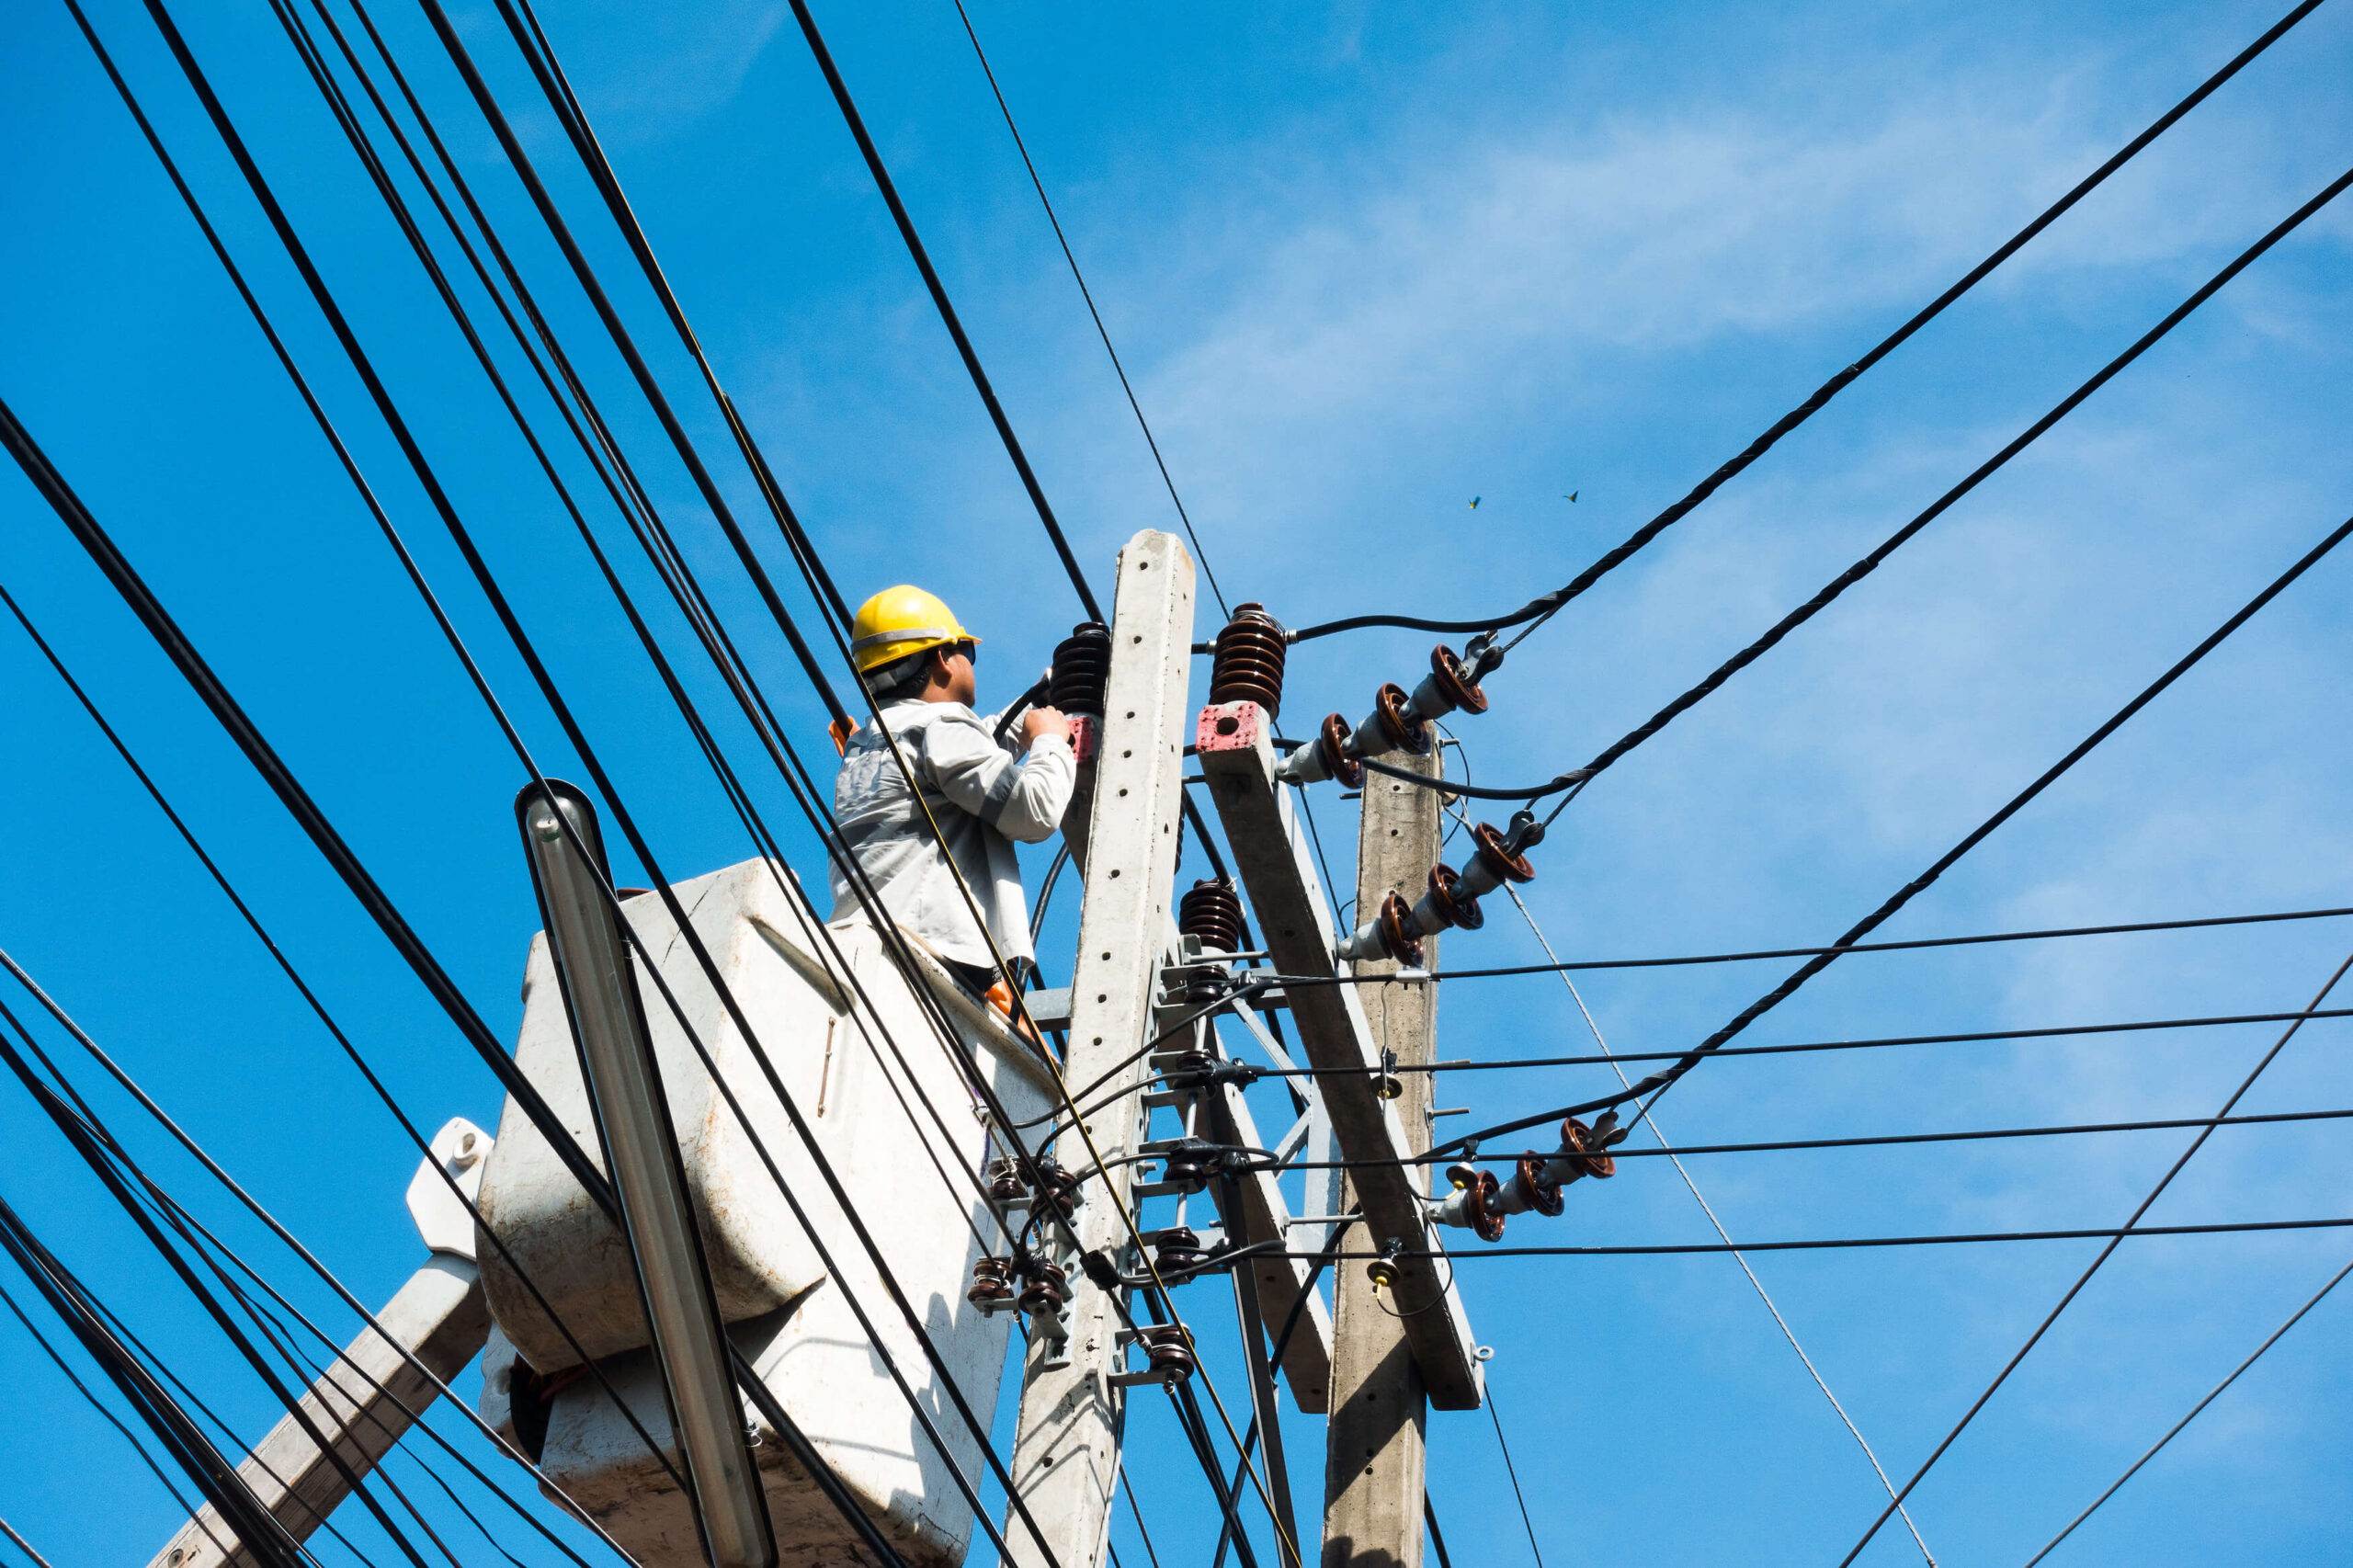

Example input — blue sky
[2,0,2350,1563]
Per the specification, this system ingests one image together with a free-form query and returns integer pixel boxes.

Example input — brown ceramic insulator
[1428,643,1491,715]
[1208,603,1288,717]
[1376,889,1426,967]
[1513,1155,1565,1217]
[1159,1138,1219,1193]
[1177,877,1245,953]
[1426,862,1485,932]
[986,1157,1028,1204]
[1032,1161,1082,1221]
[1371,681,1434,756]
[1017,1259,1071,1314]
[1163,1043,1219,1082]
[1183,967,1231,1005]
[1048,622,1112,716]
[1318,711,1366,788]
[1154,1227,1207,1276]
[1557,1117,1618,1183]
[1465,1169,1506,1243]
[1471,820,1537,885]
[966,1256,1015,1306]
[1140,1324,1197,1380]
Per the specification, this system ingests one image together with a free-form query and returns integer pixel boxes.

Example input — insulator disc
[1049,622,1112,716]
[1209,603,1287,718]
[1177,877,1245,953]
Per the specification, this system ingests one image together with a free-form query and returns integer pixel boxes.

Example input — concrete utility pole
[1322,754,1446,1568]
[1002,529,1195,1568]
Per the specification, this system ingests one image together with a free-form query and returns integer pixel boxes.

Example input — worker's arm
[921,710,1076,845]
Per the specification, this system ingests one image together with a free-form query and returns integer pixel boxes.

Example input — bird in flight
[1469,496,1482,509]
[1563,491,1578,503]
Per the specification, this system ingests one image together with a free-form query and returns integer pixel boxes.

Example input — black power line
[316,0,1020,1271]
[946,0,1229,619]
[1291,1106,2353,1168]
[1239,1005,2353,1085]
[81,6,1022,1555]
[1280,0,2332,645]
[1259,1215,2353,1259]
[754,0,1105,621]
[0,1276,234,1564]
[1432,498,2353,1154]
[0,1194,307,1568]
[1833,948,2353,1565]
[2019,1250,2353,1566]
[1415,903,2353,976]
[1546,163,2353,813]
[1342,161,2353,810]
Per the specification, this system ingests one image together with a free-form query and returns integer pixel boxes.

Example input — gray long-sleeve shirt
[828,699,1075,971]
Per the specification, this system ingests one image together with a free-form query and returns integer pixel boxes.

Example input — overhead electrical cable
[69,1166,494,1568]
[1243,1215,2353,1259]
[314,0,1020,1266]
[735,0,1106,619]
[1279,0,2332,646]
[1343,161,2353,811]
[241,6,1059,1520]
[44,0,726,1494]
[1484,1381,1550,1568]
[0,1192,307,1568]
[0,929,620,1564]
[0,381,918,1550]
[0,1009,439,1568]
[0,573,673,1554]
[1208,1006,2353,1083]
[477,0,855,634]
[1833,946,2353,1565]
[2018,1251,2353,1566]
[1431,499,2353,1155]
[945,0,1229,617]
[0,146,606,1193]
[1483,866,1940,1565]
[94,9,1028,1557]
[403,0,855,730]
[426,31,1299,1542]
[263,6,1293,1552]
[1414,903,2353,976]
[0,1275,235,1564]
[350,0,1093,1301]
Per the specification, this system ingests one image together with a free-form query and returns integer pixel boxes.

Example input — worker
[831,585,1074,1011]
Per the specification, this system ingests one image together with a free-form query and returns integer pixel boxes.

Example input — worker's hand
[1022,705,1073,748]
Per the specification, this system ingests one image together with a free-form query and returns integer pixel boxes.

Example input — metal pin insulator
[1273,710,1367,789]
[1140,1324,1197,1382]
[1427,1167,1506,1242]
[986,1157,1028,1205]
[966,1256,1016,1307]
[1335,888,1428,966]
[1159,1138,1220,1193]
[1017,1259,1071,1315]
[1493,1116,1619,1217]
[1154,1227,1208,1278]
[1031,1160,1082,1221]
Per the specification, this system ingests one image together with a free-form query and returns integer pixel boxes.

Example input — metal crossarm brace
[1194,701,1483,1409]
[1209,1072,1334,1410]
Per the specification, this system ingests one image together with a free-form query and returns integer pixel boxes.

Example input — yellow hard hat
[849,585,978,674]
